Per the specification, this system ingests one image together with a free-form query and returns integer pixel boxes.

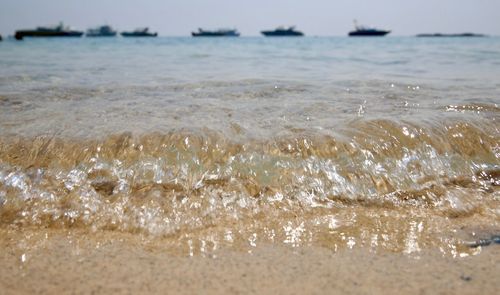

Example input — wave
[0,118,498,254]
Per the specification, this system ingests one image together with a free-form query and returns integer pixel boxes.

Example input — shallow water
[0,37,499,256]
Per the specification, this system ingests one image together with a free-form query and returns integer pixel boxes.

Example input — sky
[1,0,500,36]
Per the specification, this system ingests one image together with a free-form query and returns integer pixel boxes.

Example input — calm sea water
[0,37,499,256]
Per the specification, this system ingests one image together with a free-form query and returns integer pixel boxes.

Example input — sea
[0,36,499,256]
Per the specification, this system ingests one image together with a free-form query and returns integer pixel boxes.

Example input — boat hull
[15,30,83,40]
[348,30,390,37]
[261,31,303,37]
[86,33,117,37]
[192,32,240,37]
[121,32,158,37]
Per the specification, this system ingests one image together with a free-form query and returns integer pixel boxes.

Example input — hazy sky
[1,0,499,36]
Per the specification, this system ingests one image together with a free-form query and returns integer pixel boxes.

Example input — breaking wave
[1,118,498,255]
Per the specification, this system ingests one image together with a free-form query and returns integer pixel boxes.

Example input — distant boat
[15,22,84,40]
[416,33,486,37]
[86,25,117,37]
[0,34,2,41]
[261,26,304,37]
[121,28,158,37]
[348,20,390,37]
[191,28,240,37]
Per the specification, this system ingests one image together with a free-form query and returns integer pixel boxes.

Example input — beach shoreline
[1,35,499,294]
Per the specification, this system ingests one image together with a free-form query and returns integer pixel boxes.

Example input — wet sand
[1,229,499,294]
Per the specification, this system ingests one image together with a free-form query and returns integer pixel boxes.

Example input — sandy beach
[0,229,498,294]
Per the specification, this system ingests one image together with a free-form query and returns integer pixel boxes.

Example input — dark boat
[86,25,117,37]
[261,26,304,37]
[348,20,390,37]
[416,33,486,37]
[15,22,83,40]
[121,28,158,37]
[0,34,2,41]
[191,28,240,37]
